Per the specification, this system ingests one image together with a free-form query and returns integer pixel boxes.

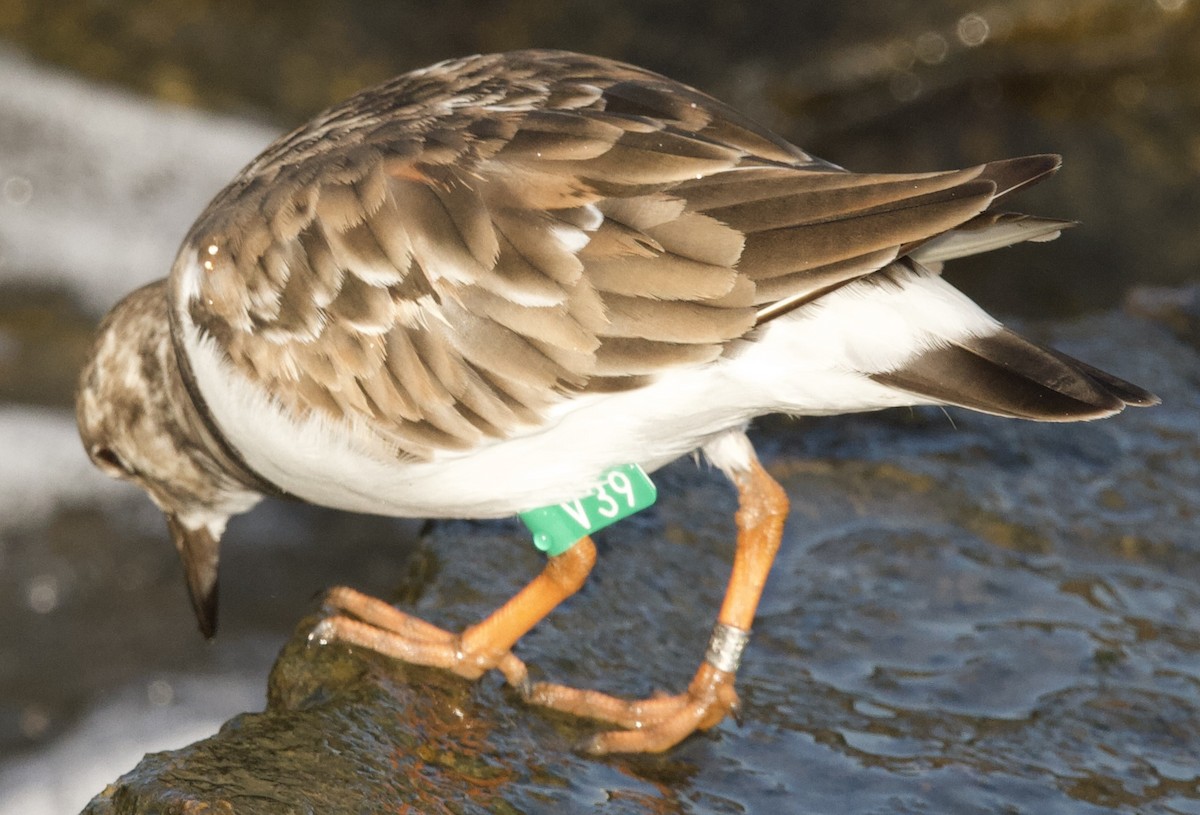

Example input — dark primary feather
[169,50,1150,460]
[873,324,1158,421]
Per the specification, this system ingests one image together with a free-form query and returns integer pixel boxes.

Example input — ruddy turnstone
[76,50,1156,753]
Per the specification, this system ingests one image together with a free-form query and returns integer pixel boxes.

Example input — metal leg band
[704,622,751,674]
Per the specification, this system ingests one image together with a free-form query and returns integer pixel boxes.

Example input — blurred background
[1,1,1198,812]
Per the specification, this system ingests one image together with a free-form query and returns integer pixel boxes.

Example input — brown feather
[593,337,724,375]
[314,183,366,232]
[422,165,501,267]
[173,50,1076,463]
[491,209,585,286]
[324,220,403,286]
[328,273,394,333]
[299,227,344,308]
[600,294,754,343]
[457,287,598,353]
[643,213,744,267]
[739,180,996,279]
[704,170,980,233]
[444,301,576,388]
[586,252,737,301]
[871,328,1144,421]
[384,329,455,408]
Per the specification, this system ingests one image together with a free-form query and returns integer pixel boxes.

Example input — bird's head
[76,281,261,637]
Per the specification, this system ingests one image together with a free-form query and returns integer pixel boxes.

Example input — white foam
[0,47,274,314]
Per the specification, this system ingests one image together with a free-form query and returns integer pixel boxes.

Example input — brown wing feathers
[700,170,1000,322]
[180,51,1098,458]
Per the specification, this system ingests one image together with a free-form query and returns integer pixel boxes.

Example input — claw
[512,672,534,700]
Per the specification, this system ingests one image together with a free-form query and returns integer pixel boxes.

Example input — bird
[75,49,1157,754]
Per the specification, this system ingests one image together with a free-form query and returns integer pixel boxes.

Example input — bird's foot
[310,586,528,686]
[525,662,739,754]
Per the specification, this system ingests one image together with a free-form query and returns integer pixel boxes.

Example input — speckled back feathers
[167,50,1100,461]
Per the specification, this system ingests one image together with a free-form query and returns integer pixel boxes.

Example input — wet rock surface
[75,312,1200,813]
[83,621,538,815]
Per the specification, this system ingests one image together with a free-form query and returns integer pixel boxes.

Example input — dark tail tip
[872,328,1156,421]
[977,154,1062,198]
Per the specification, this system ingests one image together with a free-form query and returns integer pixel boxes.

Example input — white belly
[179,267,997,518]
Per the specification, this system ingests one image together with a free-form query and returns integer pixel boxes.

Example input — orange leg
[312,536,597,688]
[311,442,787,755]
[526,452,788,753]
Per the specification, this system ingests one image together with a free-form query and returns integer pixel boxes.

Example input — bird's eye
[92,446,129,476]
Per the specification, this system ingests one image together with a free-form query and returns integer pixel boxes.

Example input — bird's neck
[160,290,293,501]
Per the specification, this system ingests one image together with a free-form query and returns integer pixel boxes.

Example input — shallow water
[1,2,1199,812]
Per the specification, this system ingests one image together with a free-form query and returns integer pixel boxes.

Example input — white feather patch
[549,223,591,254]
[176,260,1003,520]
[702,430,756,477]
